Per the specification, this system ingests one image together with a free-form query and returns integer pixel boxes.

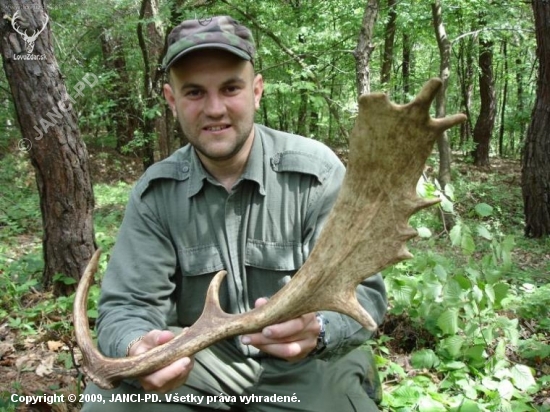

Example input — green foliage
[0,153,127,337]
[378,174,546,411]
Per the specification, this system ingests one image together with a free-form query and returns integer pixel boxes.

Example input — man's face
[163,49,263,163]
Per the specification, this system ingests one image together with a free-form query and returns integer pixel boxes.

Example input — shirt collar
[239,125,266,195]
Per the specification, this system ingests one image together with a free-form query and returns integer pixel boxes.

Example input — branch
[218,0,349,140]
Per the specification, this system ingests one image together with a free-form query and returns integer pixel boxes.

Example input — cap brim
[163,43,252,70]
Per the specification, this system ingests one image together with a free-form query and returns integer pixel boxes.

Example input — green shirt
[96,124,387,360]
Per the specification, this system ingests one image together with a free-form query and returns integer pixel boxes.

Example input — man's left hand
[240,297,320,362]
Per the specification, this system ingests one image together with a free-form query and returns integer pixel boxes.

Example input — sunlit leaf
[510,364,536,391]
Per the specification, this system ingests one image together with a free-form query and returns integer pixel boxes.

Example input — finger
[141,356,193,392]
[156,330,176,346]
[133,330,175,355]
[254,297,269,308]
[262,311,318,340]
[253,340,312,362]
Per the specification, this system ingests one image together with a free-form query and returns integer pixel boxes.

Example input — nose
[203,93,226,118]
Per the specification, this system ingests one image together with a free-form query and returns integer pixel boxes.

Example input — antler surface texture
[74,78,466,389]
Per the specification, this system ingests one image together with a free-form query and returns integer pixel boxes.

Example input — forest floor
[0,147,549,411]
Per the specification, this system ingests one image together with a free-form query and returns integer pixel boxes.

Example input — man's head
[162,16,263,166]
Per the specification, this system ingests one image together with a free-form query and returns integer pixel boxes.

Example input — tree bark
[431,1,452,189]
[380,0,397,85]
[0,0,95,294]
[402,32,411,98]
[498,40,508,157]
[521,0,550,238]
[100,29,139,154]
[354,0,380,96]
[472,26,496,167]
[457,34,475,148]
[137,0,163,169]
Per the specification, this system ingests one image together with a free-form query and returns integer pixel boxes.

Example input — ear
[163,83,177,116]
[253,74,264,111]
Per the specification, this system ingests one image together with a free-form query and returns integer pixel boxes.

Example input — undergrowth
[0,151,548,411]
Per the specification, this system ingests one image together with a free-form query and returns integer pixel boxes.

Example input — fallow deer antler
[74,78,466,389]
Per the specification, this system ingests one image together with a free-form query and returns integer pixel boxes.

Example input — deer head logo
[11,10,49,54]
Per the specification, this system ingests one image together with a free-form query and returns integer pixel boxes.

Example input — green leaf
[392,281,417,307]
[417,396,447,412]
[461,232,476,255]
[475,203,493,217]
[498,379,514,400]
[444,183,455,200]
[434,264,448,282]
[417,227,432,238]
[411,349,440,369]
[87,309,98,319]
[493,283,510,307]
[510,365,536,391]
[464,345,486,362]
[440,196,454,213]
[438,309,459,335]
[454,399,481,412]
[440,335,465,358]
[444,280,463,305]
[476,224,493,240]
[450,224,462,247]
[441,361,466,370]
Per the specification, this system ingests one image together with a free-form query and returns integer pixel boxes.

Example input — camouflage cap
[162,16,256,71]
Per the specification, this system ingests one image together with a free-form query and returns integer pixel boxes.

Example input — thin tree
[431,0,452,189]
[521,0,550,238]
[354,0,380,96]
[380,0,397,86]
[471,14,496,167]
[0,0,96,294]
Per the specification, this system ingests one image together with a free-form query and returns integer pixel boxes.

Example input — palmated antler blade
[74,78,466,389]
[263,78,467,329]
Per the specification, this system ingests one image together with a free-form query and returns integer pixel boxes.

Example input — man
[82,16,387,411]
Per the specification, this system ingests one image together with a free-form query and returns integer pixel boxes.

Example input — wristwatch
[309,313,330,357]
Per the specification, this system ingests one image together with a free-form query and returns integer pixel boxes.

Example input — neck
[198,133,255,193]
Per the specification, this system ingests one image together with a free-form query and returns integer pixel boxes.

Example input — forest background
[0,0,549,411]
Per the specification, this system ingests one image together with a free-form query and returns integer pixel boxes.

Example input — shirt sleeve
[302,157,388,360]
[96,187,177,358]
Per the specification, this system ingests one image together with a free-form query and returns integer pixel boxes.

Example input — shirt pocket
[177,244,226,325]
[244,239,304,301]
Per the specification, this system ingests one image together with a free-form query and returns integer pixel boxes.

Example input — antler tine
[74,78,466,389]
[11,11,26,36]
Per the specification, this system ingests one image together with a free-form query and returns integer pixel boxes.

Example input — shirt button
[182,165,190,173]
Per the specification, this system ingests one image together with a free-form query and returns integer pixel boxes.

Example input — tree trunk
[472,27,496,166]
[380,0,397,85]
[0,0,95,295]
[402,32,411,98]
[521,0,550,238]
[100,29,139,154]
[431,1,452,190]
[458,34,475,148]
[498,40,508,157]
[354,0,380,96]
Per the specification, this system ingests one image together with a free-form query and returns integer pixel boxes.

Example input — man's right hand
[128,329,194,393]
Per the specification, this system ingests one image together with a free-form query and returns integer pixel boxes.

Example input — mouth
[203,124,231,132]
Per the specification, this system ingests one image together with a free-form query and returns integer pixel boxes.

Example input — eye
[224,85,241,95]
[185,89,203,99]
